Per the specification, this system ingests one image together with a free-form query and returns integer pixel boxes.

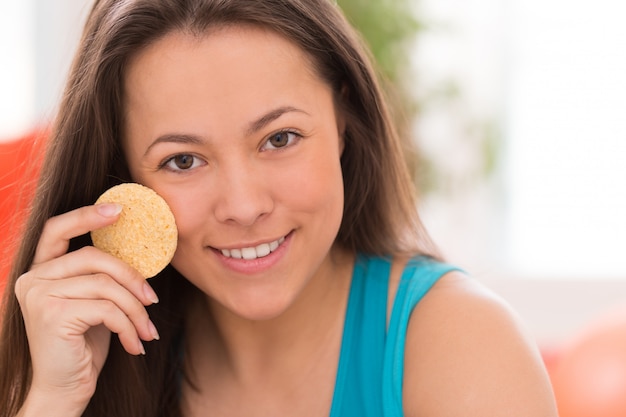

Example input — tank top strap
[381,257,461,416]
[330,254,391,416]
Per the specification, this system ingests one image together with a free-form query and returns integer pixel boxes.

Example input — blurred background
[2,0,626,413]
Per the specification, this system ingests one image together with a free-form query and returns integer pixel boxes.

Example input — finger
[34,203,122,265]
[59,298,148,356]
[25,298,146,358]
[38,274,159,343]
[29,246,159,306]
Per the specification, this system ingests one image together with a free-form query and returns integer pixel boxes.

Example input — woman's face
[123,26,346,320]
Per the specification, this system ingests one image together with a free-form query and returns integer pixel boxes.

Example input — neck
[184,248,355,386]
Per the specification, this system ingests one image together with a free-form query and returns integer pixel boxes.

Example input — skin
[122,26,352,415]
[399,269,559,416]
[123,26,347,323]
[15,203,158,416]
[14,24,558,417]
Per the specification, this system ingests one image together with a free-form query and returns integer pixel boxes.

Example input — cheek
[162,184,213,274]
[171,201,205,237]
[142,183,210,247]
[284,148,345,220]
[170,192,209,238]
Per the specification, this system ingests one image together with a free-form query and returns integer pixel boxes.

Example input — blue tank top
[329,254,460,416]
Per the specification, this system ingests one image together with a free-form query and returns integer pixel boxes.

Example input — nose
[213,162,274,226]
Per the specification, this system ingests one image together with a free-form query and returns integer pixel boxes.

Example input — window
[0,0,90,139]
[415,0,626,279]
[0,1,35,138]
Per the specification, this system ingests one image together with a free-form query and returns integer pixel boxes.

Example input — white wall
[0,0,92,140]
[414,0,626,281]
[483,276,626,346]
[32,0,93,122]
[505,0,626,279]
[0,1,35,138]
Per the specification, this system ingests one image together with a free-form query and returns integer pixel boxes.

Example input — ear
[335,84,349,154]
[336,113,347,153]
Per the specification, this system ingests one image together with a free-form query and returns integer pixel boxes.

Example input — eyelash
[158,153,205,173]
[260,129,303,151]
[156,129,304,172]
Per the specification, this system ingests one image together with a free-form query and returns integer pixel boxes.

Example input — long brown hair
[0,0,438,415]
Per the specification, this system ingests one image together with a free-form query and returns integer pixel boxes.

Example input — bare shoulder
[400,268,558,417]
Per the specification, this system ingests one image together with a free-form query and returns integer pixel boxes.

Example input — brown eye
[161,153,205,172]
[262,130,302,151]
[268,131,291,148]
[173,154,194,169]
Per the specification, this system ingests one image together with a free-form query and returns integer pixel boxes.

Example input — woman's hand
[14,203,160,416]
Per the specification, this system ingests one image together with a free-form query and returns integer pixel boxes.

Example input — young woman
[0,0,558,416]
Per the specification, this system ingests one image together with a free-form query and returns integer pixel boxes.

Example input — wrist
[17,387,89,417]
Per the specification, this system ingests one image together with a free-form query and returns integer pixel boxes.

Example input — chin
[225,291,297,322]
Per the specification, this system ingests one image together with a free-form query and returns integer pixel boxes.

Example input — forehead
[124,25,328,113]
[121,24,336,145]
[124,24,322,93]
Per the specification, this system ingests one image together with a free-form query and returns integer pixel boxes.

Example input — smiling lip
[219,236,286,260]
[212,232,292,274]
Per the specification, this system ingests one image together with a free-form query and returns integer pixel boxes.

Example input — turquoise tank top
[329,254,460,416]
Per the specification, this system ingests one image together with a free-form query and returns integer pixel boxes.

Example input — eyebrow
[246,106,309,136]
[143,106,309,156]
[143,134,204,157]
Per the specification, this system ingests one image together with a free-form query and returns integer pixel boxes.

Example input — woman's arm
[16,389,86,417]
[14,204,159,416]
[402,271,558,416]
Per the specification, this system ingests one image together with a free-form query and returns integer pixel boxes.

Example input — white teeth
[241,247,256,260]
[220,237,285,260]
[256,243,271,257]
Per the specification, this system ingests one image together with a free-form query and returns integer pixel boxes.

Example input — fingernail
[148,320,160,341]
[138,340,146,355]
[143,282,159,304]
[97,203,122,217]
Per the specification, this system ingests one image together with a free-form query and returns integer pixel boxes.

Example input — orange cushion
[0,129,45,291]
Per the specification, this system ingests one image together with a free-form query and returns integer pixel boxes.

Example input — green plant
[338,0,421,85]
[338,0,500,195]
[338,0,426,189]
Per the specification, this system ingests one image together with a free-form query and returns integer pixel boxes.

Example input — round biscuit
[90,183,178,278]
